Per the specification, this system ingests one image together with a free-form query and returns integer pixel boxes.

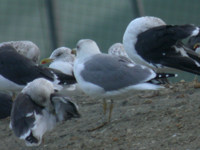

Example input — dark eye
[56,53,62,57]
[77,45,80,49]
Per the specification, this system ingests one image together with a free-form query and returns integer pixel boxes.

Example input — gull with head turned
[10,78,80,146]
[123,16,200,75]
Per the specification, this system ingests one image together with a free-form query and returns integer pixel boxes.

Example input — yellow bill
[40,58,54,64]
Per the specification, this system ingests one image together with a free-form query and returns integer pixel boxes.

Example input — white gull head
[76,39,101,61]
[50,47,75,65]
[123,16,166,67]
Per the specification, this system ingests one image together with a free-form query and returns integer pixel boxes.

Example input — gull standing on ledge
[73,39,177,130]
[123,16,200,74]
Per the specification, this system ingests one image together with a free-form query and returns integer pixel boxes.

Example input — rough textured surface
[1,81,200,150]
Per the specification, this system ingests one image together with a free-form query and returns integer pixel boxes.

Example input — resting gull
[40,47,75,75]
[73,39,177,130]
[108,43,130,58]
[0,41,40,63]
[10,78,80,146]
[0,45,76,94]
[187,33,200,55]
[123,16,200,74]
[40,47,83,96]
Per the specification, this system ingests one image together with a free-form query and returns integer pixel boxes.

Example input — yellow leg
[193,75,200,88]
[12,92,16,101]
[193,75,198,82]
[103,99,107,115]
[87,99,113,132]
[108,99,114,122]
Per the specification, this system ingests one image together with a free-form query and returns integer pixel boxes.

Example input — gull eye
[56,53,62,57]
[193,43,200,50]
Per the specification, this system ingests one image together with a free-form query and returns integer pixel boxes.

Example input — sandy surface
[1,81,200,150]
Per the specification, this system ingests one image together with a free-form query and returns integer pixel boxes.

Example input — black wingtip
[49,68,77,85]
[51,95,81,121]
[64,100,81,119]
[156,73,178,79]
[25,132,39,145]
[149,73,178,85]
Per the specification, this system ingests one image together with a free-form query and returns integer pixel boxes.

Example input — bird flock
[1,16,200,146]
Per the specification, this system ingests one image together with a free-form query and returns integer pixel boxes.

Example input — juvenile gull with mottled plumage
[0,41,40,63]
[108,43,129,57]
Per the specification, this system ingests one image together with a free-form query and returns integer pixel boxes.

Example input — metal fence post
[45,0,59,50]
[131,0,145,17]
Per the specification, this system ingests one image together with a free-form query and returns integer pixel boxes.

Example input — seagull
[10,78,80,146]
[108,43,134,64]
[0,41,40,63]
[40,47,83,96]
[73,39,177,130]
[0,45,76,94]
[0,93,12,119]
[187,34,200,82]
[123,16,200,75]
[187,33,200,55]
[40,47,75,75]
[108,43,129,58]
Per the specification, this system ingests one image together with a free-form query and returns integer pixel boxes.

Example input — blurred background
[0,0,200,81]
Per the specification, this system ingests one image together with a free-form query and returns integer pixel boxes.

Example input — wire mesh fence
[0,0,200,81]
